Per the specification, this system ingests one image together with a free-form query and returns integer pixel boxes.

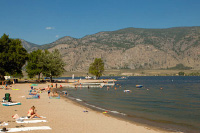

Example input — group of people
[26,83,67,118]
[46,83,64,97]
[1,82,11,90]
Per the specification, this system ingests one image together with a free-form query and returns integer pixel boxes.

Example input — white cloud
[55,35,59,38]
[46,27,55,30]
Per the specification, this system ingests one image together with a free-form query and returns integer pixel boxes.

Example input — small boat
[85,76,92,80]
[118,76,128,79]
[124,90,131,92]
[136,85,143,88]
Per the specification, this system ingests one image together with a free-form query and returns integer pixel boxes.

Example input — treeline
[168,64,192,70]
[0,34,65,82]
[0,34,28,80]
[178,71,200,76]
[26,49,65,82]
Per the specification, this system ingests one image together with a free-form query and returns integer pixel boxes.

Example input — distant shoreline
[60,69,200,77]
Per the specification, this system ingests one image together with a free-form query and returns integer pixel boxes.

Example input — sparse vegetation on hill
[168,64,192,70]
[22,27,200,72]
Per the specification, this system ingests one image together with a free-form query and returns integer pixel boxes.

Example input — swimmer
[107,86,109,90]
[63,91,68,96]
[60,85,63,89]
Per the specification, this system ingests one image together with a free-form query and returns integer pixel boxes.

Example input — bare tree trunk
[38,73,40,81]
[50,75,53,83]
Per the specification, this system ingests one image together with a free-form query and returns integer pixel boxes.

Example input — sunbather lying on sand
[30,91,37,95]
[51,92,59,97]
[27,106,41,119]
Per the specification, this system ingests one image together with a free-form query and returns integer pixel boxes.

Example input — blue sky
[1,0,200,45]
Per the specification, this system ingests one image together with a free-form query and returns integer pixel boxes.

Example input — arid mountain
[22,27,200,71]
[20,39,39,52]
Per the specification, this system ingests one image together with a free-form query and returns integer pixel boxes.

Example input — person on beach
[30,91,37,95]
[47,85,51,97]
[27,106,41,119]
[60,84,63,89]
[51,91,59,97]
[75,85,77,90]
[64,91,67,96]
[39,87,45,91]
[5,83,8,90]
[54,91,58,97]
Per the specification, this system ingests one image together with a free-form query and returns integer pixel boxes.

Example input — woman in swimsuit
[27,106,41,119]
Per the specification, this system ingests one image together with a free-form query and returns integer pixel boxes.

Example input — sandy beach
[0,83,177,133]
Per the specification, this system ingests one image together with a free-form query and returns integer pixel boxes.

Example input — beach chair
[3,93,12,102]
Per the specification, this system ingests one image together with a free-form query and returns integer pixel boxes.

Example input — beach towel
[49,96,60,99]
[1,102,21,106]
[0,126,51,132]
[26,97,39,99]
[30,84,38,86]
[12,89,19,90]
[16,119,47,123]
[19,116,46,120]
[0,122,8,126]
[26,94,40,99]
[29,92,37,95]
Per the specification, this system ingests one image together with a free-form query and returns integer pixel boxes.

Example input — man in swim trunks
[47,85,51,97]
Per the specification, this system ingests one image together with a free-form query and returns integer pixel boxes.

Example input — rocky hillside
[20,39,39,52]
[22,27,200,71]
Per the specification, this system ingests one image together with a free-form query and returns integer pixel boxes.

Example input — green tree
[0,34,28,80]
[41,49,66,82]
[178,71,185,76]
[89,58,104,79]
[26,49,43,79]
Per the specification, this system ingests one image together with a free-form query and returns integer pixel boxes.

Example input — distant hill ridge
[22,26,200,71]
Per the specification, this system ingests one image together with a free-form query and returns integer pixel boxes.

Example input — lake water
[57,76,200,132]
